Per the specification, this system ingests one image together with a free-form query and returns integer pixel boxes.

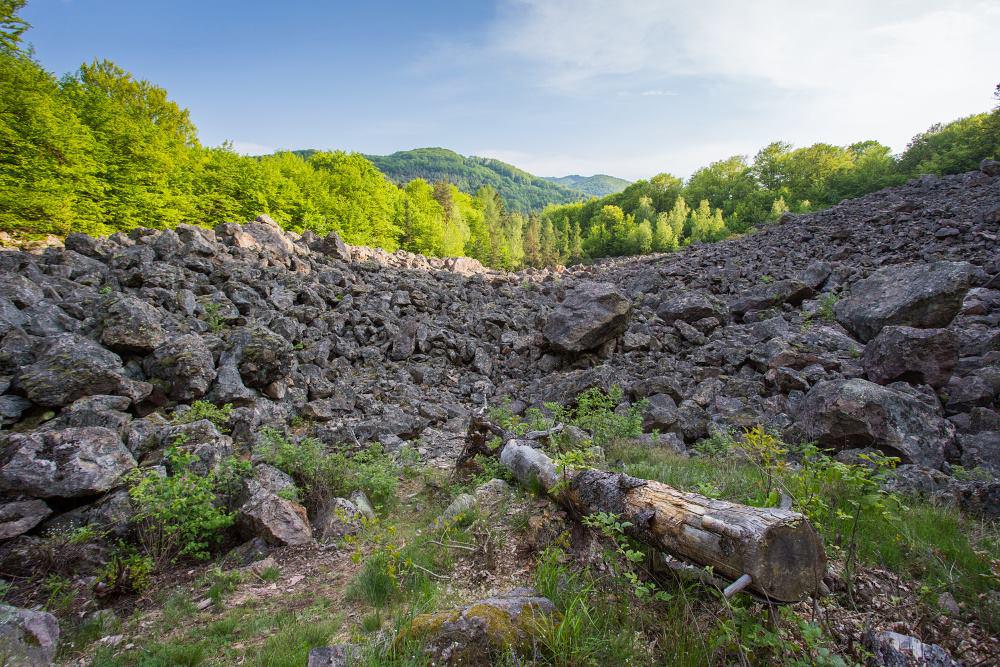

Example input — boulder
[236,478,312,546]
[313,498,363,542]
[0,427,137,498]
[834,262,974,342]
[144,334,217,401]
[731,279,813,317]
[642,393,679,432]
[862,327,957,388]
[307,645,362,667]
[656,290,726,325]
[17,333,151,407]
[0,499,51,540]
[0,604,59,666]
[863,630,957,667]
[237,326,294,390]
[543,281,631,352]
[402,588,557,664]
[796,379,955,468]
[99,293,166,353]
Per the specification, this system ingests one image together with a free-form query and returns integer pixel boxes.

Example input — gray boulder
[543,281,631,352]
[144,334,217,401]
[642,393,679,432]
[656,290,726,325]
[0,500,51,540]
[313,498,363,542]
[796,379,955,468]
[0,603,59,666]
[237,326,295,390]
[834,262,974,342]
[99,293,166,353]
[236,478,312,546]
[731,279,813,317]
[17,333,151,407]
[863,630,957,667]
[0,427,137,498]
[862,327,957,388]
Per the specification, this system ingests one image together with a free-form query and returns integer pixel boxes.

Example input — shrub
[172,400,233,431]
[97,544,154,594]
[128,447,235,565]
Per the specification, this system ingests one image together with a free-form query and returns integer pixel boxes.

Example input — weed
[172,400,233,431]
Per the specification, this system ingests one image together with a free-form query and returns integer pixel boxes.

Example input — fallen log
[499,438,826,602]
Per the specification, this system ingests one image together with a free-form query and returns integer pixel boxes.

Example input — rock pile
[0,166,998,658]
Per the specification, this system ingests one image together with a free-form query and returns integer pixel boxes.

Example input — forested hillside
[542,173,631,197]
[364,147,584,213]
[1,0,997,271]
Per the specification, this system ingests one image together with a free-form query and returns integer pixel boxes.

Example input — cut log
[499,439,826,602]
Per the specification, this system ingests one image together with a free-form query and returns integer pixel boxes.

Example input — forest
[1,0,998,270]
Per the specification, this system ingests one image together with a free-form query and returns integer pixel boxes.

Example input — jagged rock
[981,158,1000,177]
[99,293,166,353]
[834,262,974,342]
[0,394,32,426]
[313,498,363,542]
[157,420,234,475]
[144,334,217,401]
[0,603,59,666]
[796,379,955,468]
[236,478,312,546]
[402,588,557,664]
[16,333,151,407]
[309,232,352,262]
[943,374,994,414]
[862,327,957,388]
[656,290,726,325]
[731,279,813,317]
[863,630,958,667]
[0,427,137,498]
[642,393,679,431]
[237,326,295,390]
[543,281,631,352]
[307,645,362,667]
[0,499,51,540]
[958,430,1000,474]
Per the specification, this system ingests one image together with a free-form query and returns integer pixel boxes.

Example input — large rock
[543,281,631,352]
[144,334,217,401]
[656,290,726,325]
[642,393,679,432]
[863,630,957,667]
[731,279,813,317]
[0,427,137,498]
[862,327,957,388]
[402,588,557,664]
[237,326,295,390]
[796,379,955,468]
[0,604,59,666]
[99,293,166,353]
[834,262,974,342]
[0,500,51,540]
[236,478,312,546]
[17,333,151,407]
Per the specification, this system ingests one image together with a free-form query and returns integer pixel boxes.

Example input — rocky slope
[0,162,998,662]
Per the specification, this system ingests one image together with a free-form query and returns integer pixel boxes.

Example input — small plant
[738,425,787,500]
[694,428,737,457]
[128,447,235,566]
[259,565,281,582]
[201,567,242,607]
[571,386,646,447]
[760,274,774,284]
[582,512,671,602]
[172,400,233,431]
[43,574,76,615]
[816,292,838,321]
[97,544,154,594]
[202,301,226,333]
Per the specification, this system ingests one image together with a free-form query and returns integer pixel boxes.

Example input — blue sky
[22,1,1000,180]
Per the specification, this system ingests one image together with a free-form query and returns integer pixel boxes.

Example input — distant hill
[362,148,585,213]
[543,174,631,197]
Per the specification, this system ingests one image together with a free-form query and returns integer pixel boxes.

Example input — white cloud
[230,141,274,156]
[489,0,1000,155]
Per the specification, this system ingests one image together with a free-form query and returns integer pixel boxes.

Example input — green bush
[172,400,233,431]
[128,447,235,565]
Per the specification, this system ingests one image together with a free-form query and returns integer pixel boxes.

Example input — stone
[862,327,957,388]
[0,603,59,666]
[642,393,679,431]
[981,158,1000,177]
[543,281,631,352]
[796,379,955,468]
[0,427,137,498]
[238,326,295,390]
[958,431,1000,474]
[307,645,362,667]
[0,499,51,540]
[144,334,217,401]
[17,333,151,407]
[656,290,726,325]
[731,279,814,317]
[863,630,957,667]
[402,588,557,664]
[313,498,363,541]
[236,478,312,546]
[99,293,166,353]
[834,262,974,342]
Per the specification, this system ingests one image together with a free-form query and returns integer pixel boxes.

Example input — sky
[21,0,1000,181]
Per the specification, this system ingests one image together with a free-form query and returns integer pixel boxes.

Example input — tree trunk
[499,439,826,603]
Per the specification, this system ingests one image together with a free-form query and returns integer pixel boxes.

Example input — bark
[499,439,826,602]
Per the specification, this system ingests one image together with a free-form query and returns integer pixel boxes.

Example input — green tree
[0,0,28,55]
[689,199,726,242]
[401,179,445,256]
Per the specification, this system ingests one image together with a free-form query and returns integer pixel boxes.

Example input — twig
[429,540,477,552]
[412,563,449,580]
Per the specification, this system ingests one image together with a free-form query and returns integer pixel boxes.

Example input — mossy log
[498,438,826,603]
